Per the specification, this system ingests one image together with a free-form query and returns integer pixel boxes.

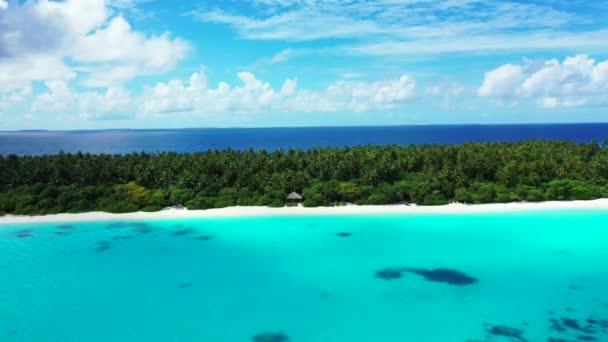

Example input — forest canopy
[1,140,608,215]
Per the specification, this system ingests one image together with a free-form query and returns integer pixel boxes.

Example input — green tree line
[2,140,608,215]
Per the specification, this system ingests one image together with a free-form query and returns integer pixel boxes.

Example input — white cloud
[343,30,608,56]
[477,64,524,97]
[140,70,417,115]
[0,0,8,10]
[478,55,608,108]
[0,86,31,112]
[32,81,133,119]
[0,0,190,91]
[192,1,578,42]
[189,0,605,56]
[72,16,189,69]
[0,54,76,91]
[78,87,133,119]
[268,48,296,64]
[427,81,467,109]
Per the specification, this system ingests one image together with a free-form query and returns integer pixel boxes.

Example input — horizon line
[3,121,608,133]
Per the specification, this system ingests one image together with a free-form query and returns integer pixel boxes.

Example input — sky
[1,0,608,130]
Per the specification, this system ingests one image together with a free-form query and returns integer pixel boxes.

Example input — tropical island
[1,139,608,217]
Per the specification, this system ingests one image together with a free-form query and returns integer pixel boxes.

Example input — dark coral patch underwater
[16,229,33,238]
[93,241,112,252]
[405,268,478,286]
[335,232,352,237]
[106,222,127,229]
[172,228,194,236]
[485,324,527,341]
[549,316,607,341]
[195,235,213,241]
[374,267,478,286]
[251,332,290,342]
[128,222,153,232]
[375,268,404,280]
[57,224,74,230]
[561,318,597,334]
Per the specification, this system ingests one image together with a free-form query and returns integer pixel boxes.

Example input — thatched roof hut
[285,192,304,201]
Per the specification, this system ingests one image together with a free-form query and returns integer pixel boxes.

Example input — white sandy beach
[2,199,608,224]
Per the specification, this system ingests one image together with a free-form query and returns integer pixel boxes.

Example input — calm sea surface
[2,123,608,155]
[1,212,607,341]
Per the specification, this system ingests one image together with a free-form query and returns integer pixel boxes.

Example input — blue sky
[1,0,608,130]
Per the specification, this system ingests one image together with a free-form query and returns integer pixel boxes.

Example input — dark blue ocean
[2,123,608,156]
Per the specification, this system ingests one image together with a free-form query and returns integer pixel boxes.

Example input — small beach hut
[286,192,304,202]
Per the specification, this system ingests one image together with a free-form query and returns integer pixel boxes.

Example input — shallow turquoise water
[1,212,607,342]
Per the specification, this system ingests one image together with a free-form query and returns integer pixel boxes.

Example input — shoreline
[2,199,608,224]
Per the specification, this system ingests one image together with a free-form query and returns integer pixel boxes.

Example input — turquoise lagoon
[1,212,607,342]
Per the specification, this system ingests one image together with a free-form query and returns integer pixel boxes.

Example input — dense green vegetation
[2,140,608,215]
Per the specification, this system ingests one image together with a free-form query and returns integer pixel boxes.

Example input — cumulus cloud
[72,15,189,72]
[478,55,608,108]
[0,86,31,112]
[477,64,524,97]
[0,55,76,91]
[427,81,467,109]
[32,81,133,119]
[0,0,189,91]
[140,70,417,115]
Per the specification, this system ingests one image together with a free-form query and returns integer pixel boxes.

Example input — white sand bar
[2,199,608,224]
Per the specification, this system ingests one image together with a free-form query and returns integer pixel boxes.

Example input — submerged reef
[485,324,527,341]
[374,267,478,286]
[55,225,74,235]
[16,229,33,238]
[252,332,290,342]
[405,268,478,286]
[375,268,404,280]
[335,232,352,237]
[548,316,607,341]
[93,241,112,252]
[57,224,74,230]
[106,222,126,229]
[561,318,597,334]
[195,235,213,241]
[172,229,194,236]
[129,222,153,234]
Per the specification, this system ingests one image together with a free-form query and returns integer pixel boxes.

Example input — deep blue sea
[1,212,608,342]
[2,123,608,155]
